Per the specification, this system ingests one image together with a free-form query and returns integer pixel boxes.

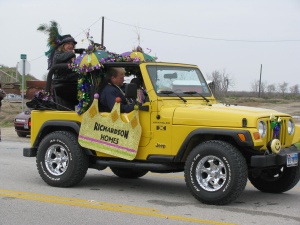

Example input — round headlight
[287,119,294,135]
[258,121,266,138]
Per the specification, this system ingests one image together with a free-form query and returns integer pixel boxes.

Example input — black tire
[17,132,27,137]
[184,140,248,205]
[248,165,300,193]
[36,131,89,187]
[111,167,148,179]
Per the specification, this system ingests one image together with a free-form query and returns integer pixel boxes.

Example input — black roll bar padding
[45,63,69,92]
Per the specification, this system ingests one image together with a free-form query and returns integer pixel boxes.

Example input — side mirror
[125,83,137,99]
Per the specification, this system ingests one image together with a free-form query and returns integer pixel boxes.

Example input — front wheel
[111,167,148,179]
[36,131,89,187]
[248,165,300,193]
[184,140,248,205]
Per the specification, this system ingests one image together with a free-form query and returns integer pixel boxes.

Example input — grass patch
[0,121,14,127]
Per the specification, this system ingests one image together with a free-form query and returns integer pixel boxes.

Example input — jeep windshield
[146,65,212,97]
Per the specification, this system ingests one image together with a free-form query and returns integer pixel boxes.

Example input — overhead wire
[30,16,300,64]
[105,17,300,43]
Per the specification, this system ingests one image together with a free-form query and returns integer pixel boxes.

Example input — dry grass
[0,100,28,127]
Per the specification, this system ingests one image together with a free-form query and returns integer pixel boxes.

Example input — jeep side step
[90,157,184,173]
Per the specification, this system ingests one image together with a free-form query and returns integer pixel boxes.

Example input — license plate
[287,153,298,167]
[24,124,28,129]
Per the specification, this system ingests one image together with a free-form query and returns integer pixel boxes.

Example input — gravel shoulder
[0,127,30,143]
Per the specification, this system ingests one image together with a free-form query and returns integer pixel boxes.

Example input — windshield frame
[146,64,212,97]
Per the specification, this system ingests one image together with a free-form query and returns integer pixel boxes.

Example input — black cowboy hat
[58,34,77,46]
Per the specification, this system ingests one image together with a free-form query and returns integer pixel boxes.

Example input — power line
[30,16,300,64]
[105,17,300,43]
[74,17,103,38]
[29,55,45,63]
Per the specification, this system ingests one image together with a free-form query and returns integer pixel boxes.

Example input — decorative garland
[70,51,135,114]
[30,29,157,114]
[71,44,156,114]
[34,89,53,101]
[76,75,92,114]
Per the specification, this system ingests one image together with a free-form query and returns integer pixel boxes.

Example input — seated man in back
[99,67,135,113]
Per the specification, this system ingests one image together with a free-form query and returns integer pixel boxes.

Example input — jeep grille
[266,118,287,146]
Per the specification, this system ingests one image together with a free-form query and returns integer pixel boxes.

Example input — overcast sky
[1,0,299,91]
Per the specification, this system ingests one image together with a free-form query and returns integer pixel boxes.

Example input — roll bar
[45,63,69,92]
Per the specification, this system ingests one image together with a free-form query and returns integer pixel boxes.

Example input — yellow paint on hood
[172,103,290,127]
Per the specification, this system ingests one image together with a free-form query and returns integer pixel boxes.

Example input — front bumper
[15,124,30,134]
[251,145,300,167]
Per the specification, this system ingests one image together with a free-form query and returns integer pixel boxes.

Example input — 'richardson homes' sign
[79,97,142,160]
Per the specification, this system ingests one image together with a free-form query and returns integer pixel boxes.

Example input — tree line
[251,80,299,98]
[206,70,299,99]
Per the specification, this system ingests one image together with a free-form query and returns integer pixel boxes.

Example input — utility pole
[226,78,229,93]
[101,16,104,48]
[258,64,262,98]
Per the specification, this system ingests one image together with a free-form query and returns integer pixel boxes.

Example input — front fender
[174,128,253,162]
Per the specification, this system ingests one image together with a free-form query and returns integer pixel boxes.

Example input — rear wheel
[184,140,248,205]
[248,165,300,193]
[36,131,89,187]
[111,167,148,179]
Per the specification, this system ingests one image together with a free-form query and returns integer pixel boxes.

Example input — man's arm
[102,88,134,113]
[120,101,134,113]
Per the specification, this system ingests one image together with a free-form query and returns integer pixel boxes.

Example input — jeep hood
[172,103,290,128]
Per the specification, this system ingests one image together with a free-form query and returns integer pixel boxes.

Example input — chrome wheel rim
[195,155,227,192]
[45,144,69,176]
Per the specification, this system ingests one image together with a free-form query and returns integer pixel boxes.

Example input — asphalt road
[0,128,300,225]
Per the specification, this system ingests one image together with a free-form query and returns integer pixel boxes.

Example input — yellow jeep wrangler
[24,61,300,205]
